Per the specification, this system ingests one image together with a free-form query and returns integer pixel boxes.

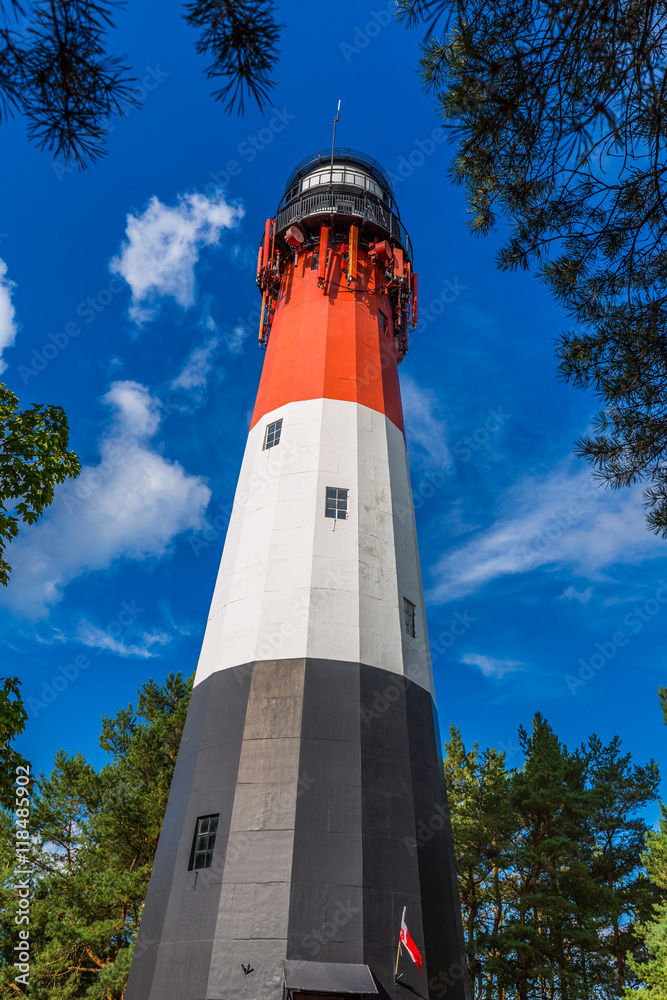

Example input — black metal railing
[284,147,394,194]
[275,189,412,260]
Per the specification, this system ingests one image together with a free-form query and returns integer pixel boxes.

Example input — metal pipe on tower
[125,148,470,1000]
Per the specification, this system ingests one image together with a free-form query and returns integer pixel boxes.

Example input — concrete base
[125,659,469,1000]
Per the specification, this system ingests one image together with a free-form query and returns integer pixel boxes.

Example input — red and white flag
[399,907,423,969]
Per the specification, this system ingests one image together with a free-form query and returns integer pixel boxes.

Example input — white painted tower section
[194,397,434,694]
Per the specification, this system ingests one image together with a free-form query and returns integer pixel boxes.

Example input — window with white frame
[325,487,348,520]
[263,418,283,450]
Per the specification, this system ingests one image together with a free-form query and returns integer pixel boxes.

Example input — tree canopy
[624,687,667,998]
[0,676,28,811]
[0,672,192,999]
[0,384,80,588]
[446,715,660,1000]
[398,0,667,535]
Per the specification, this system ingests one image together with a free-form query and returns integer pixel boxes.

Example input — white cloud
[103,380,160,436]
[157,598,194,637]
[171,336,219,396]
[1,380,211,617]
[110,190,244,325]
[461,653,525,679]
[0,258,18,373]
[76,620,171,658]
[401,374,451,468]
[224,324,249,356]
[559,585,593,604]
[602,594,643,606]
[429,464,665,603]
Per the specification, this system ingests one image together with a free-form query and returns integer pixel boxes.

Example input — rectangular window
[311,249,331,270]
[404,598,417,638]
[189,814,219,870]
[325,487,348,520]
[263,418,283,450]
[379,311,389,334]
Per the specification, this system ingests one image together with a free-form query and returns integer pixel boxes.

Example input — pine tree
[625,808,667,999]
[0,677,28,810]
[625,688,667,998]
[0,671,192,998]
[397,0,667,534]
[444,726,515,999]
[0,0,282,167]
[584,733,660,991]
[445,714,660,1000]
[499,715,605,1000]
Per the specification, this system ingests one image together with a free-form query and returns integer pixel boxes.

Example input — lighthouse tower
[125,149,469,1000]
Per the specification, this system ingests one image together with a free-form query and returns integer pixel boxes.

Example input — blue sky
[1,0,665,810]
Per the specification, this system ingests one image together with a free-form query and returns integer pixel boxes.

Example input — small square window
[404,598,417,638]
[189,814,219,870]
[325,487,348,519]
[263,419,283,450]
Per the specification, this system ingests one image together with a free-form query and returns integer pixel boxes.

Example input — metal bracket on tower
[257,217,282,348]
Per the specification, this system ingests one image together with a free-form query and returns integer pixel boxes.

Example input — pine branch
[183,0,282,115]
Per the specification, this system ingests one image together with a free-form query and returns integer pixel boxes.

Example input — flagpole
[395,906,406,979]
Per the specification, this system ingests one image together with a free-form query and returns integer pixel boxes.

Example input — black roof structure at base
[283,961,379,997]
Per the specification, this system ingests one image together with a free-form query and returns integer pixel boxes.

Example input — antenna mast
[330,99,341,183]
[329,99,341,220]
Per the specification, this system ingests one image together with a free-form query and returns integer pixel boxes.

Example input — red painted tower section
[252,249,404,433]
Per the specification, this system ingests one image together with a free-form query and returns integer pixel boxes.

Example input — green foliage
[398,0,667,534]
[0,677,28,811]
[0,0,281,166]
[625,688,667,998]
[446,715,660,1000]
[0,384,80,588]
[0,672,192,999]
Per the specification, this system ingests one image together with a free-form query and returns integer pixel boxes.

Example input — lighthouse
[125,149,469,1000]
